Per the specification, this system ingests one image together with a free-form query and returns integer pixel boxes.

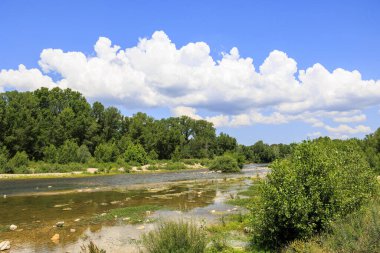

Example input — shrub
[94,143,118,162]
[5,151,30,173]
[209,155,240,173]
[43,144,58,163]
[253,139,376,249]
[0,147,9,173]
[142,220,207,253]
[124,143,148,165]
[57,140,80,164]
[80,241,106,253]
[76,144,92,163]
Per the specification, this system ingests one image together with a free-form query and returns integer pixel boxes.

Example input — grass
[142,220,207,253]
[0,225,8,232]
[92,204,162,224]
[80,241,106,253]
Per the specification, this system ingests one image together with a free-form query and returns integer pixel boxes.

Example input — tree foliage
[253,138,376,249]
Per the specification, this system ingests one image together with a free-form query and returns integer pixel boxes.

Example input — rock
[136,225,145,230]
[0,241,10,251]
[74,218,81,222]
[100,213,107,217]
[210,210,216,214]
[70,228,76,233]
[145,210,151,215]
[122,217,130,221]
[9,224,17,231]
[62,208,72,211]
[56,221,64,227]
[118,167,125,172]
[110,201,121,205]
[3,195,6,199]
[244,227,254,233]
[86,168,98,174]
[51,234,60,243]
[48,186,52,188]
[54,204,68,208]
[100,202,108,206]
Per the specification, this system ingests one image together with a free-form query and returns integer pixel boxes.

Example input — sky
[0,0,380,145]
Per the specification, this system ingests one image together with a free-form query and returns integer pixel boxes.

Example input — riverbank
[0,170,263,253]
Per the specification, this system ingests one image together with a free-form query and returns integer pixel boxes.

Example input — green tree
[124,143,148,165]
[94,143,118,162]
[57,140,80,164]
[209,155,240,173]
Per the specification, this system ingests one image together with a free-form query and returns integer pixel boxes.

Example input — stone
[136,225,145,230]
[122,217,130,221]
[210,210,216,213]
[48,186,52,188]
[2,195,6,199]
[9,224,17,231]
[118,167,125,172]
[145,210,151,215]
[100,202,108,206]
[100,213,107,217]
[70,228,76,233]
[0,241,10,251]
[110,201,121,205]
[56,221,64,227]
[51,234,60,243]
[86,168,98,174]
[62,208,72,211]
[74,218,81,222]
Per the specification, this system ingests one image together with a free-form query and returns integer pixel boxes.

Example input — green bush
[76,144,92,163]
[142,220,207,253]
[209,155,240,173]
[43,144,58,163]
[124,143,148,165]
[0,147,9,173]
[94,143,118,162]
[57,140,80,164]
[5,151,30,173]
[253,139,376,249]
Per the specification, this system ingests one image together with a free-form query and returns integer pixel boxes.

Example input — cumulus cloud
[0,30,379,137]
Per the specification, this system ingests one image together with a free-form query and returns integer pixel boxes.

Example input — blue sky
[0,0,380,145]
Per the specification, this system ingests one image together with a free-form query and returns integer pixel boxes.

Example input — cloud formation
[0,31,379,137]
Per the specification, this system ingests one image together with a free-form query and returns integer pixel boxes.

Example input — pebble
[74,218,81,222]
[62,208,72,211]
[0,241,10,251]
[136,225,145,230]
[122,217,130,221]
[145,211,151,215]
[70,228,76,233]
[56,221,64,227]
[2,195,6,199]
[9,224,17,231]
[210,210,216,213]
[100,213,107,217]
[51,234,60,243]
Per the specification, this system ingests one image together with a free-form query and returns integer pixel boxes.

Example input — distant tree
[124,143,148,165]
[94,143,119,163]
[57,140,80,164]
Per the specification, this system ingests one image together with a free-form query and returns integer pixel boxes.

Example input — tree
[124,143,148,165]
[94,143,118,162]
[209,155,241,173]
[57,140,80,164]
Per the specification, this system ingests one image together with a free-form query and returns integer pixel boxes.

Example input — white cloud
[0,30,379,137]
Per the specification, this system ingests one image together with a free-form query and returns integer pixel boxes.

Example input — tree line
[0,87,292,173]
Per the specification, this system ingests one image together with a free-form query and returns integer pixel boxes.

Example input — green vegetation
[80,241,106,253]
[209,155,241,173]
[142,220,207,253]
[93,204,161,224]
[0,88,248,174]
[252,138,377,250]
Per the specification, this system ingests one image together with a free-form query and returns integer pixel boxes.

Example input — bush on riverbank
[142,220,207,253]
[209,155,241,173]
[252,138,376,250]
[285,190,380,253]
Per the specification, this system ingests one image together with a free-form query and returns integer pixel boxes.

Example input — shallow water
[0,164,267,252]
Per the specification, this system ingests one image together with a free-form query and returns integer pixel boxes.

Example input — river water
[0,164,268,253]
